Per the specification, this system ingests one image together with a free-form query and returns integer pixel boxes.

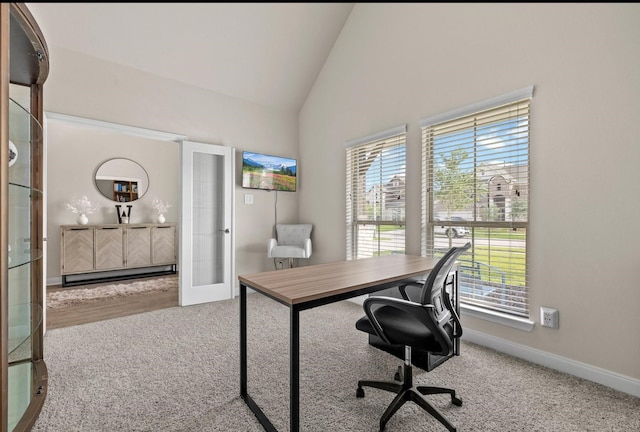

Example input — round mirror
[95,158,149,202]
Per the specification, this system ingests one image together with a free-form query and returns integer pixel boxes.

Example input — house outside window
[346,126,406,259]
[421,87,532,318]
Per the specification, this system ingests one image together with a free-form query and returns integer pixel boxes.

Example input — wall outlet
[540,306,559,329]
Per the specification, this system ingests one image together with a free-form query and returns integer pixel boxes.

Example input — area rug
[47,275,178,309]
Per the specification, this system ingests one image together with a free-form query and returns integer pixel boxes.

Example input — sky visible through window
[363,116,527,192]
[434,117,528,169]
[365,144,406,191]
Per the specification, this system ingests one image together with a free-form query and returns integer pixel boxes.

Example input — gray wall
[299,3,640,381]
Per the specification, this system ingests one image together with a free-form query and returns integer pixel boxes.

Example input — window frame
[420,87,535,330]
[346,125,407,260]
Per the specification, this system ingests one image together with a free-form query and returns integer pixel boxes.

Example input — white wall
[43,47,300,283]
[299,3,640,381]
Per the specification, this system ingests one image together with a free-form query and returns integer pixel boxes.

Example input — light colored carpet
[33,293,640,431]
[47,276,178,309]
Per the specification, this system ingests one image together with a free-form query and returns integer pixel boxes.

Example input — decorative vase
[157,214,165,223]
[8,140,18,167]
[77,214,89,225]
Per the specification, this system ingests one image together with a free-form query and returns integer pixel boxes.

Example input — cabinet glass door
[2,4,49,430]
[7,89,44,431]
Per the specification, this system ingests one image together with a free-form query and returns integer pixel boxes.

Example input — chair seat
[269,245,309,259]
[356,306,444,352]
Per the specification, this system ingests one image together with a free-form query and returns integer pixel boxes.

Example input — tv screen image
[241,151,297,192]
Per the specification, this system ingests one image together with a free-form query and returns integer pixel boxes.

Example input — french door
[180,141,234,306]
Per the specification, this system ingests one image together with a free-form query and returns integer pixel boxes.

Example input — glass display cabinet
[1,3,49,431]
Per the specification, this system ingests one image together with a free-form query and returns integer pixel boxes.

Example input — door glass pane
[192,152,225,286]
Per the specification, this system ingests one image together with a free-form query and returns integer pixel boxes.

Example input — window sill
[460,303,535,332]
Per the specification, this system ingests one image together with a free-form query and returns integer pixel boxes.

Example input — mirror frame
[94,157,150,203]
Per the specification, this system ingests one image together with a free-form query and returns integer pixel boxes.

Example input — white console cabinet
[60,223,177,286]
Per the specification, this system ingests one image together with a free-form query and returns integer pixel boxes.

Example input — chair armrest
[362,296,435,345]
[443,291,463,338]
[303,238,312,258]
[267,238,278,257]
[398,280,425,301]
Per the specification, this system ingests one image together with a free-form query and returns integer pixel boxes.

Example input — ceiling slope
[26,3,354,112]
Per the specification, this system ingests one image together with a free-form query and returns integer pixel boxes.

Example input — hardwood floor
[46,276,179,330]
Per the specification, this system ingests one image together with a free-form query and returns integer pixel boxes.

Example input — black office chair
[355,243,471,431]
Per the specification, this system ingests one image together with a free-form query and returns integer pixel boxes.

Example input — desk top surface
[238,254,439,305]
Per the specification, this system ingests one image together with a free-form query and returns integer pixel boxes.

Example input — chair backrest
[420,242,471,354]
[275,224,313,247]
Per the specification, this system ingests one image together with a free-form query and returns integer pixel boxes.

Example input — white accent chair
[267,224,313,269]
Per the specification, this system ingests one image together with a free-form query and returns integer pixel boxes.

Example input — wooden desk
[238,254,441,432]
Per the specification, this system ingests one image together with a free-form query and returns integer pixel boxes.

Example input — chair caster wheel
[452,396,463,406]
[356,387,365,398]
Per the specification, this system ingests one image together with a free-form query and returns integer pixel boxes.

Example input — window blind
[346,126,406,260]
[422,91,531,317]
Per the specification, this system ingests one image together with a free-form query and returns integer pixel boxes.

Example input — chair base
[273,257,296,270]
[357,362,461,432]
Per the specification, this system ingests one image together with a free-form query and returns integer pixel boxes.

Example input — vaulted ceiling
[26,3,355,112]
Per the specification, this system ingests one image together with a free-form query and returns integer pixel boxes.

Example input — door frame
[179,140,235,306]
[44,113,188,287]
[42,113,237,305]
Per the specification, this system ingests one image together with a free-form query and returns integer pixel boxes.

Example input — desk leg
[240,283,247,397]
[290,306,300,432]
[240,284,279,432]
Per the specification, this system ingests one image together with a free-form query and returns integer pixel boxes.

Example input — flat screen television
[241,151,297,192]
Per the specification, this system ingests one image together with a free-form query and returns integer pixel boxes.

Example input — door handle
[218,228,230,233]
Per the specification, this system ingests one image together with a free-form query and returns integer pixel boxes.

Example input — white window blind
[421,88,532,317]
[346,126,406,260]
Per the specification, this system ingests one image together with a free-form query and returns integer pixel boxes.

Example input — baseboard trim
[47,276,62,286]
[463,328,640,398]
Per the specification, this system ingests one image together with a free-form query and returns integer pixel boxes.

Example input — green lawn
[461,246,526,286]
[360,224,527,286]
[472,227,526,241]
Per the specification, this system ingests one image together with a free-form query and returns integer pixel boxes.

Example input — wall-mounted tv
[241,151,297,192]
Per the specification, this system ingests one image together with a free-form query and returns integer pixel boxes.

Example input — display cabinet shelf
[8,304,43,360]
[8,250,43,271]
[8,181,42,195]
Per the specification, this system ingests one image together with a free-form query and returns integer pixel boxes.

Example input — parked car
[434,218,469,238]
